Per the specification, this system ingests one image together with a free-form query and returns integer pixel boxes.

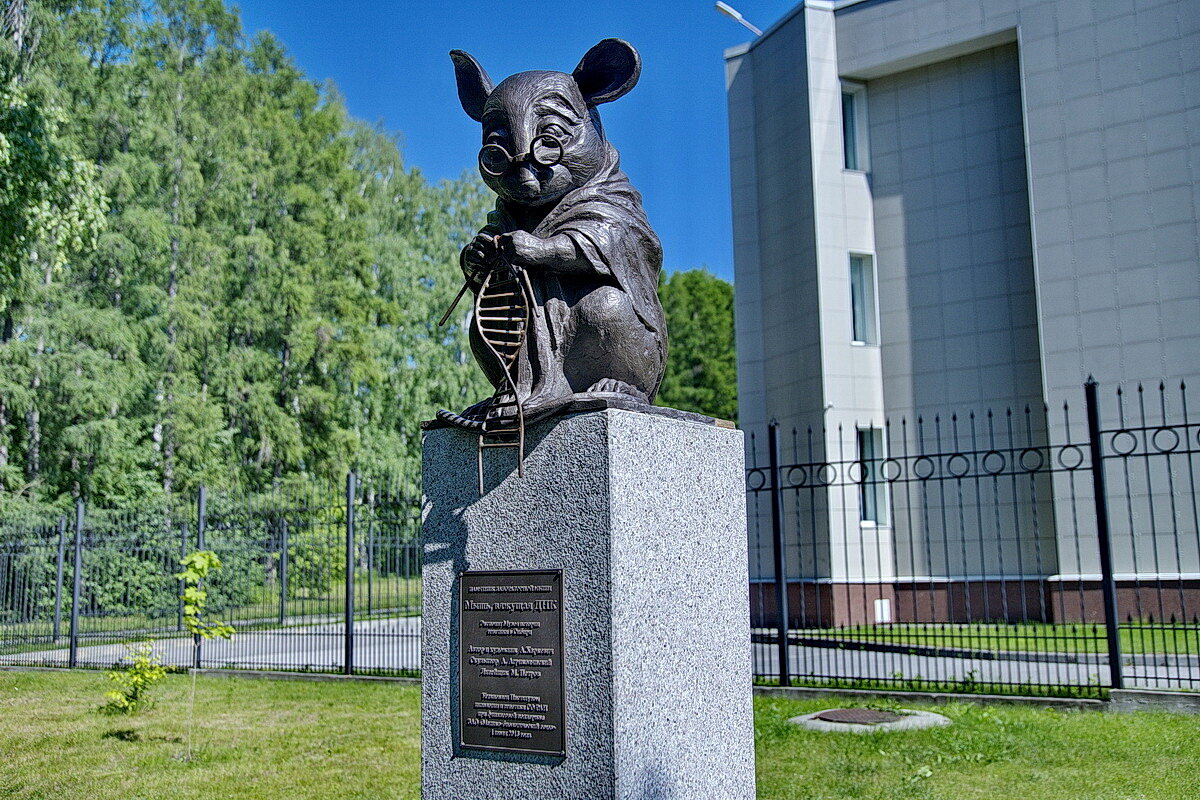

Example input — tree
[0,0,106,311]
[657,269,738,422]
[0,0,109,498]
[0,0,500,509]
[348,122,492,487]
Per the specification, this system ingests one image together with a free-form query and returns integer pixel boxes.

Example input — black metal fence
[747,379,1200,697]
[0,474,421,676]
[3,379,1198,699]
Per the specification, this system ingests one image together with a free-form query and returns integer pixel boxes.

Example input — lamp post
[715,2,764,36]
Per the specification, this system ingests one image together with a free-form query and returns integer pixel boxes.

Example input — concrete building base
[752,579,1200,626]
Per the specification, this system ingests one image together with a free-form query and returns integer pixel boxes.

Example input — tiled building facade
[726,0,1199,625]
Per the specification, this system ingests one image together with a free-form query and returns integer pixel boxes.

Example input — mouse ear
[572,38,641,105]
[449,49,494,122]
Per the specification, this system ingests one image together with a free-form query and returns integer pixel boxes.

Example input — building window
[849,253,878,345]
[857,427,888,525]
[841,83,868,171]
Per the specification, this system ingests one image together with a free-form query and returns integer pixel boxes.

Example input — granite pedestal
[421,408,755,799]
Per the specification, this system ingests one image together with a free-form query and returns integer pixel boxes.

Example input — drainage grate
[813,708,906,725]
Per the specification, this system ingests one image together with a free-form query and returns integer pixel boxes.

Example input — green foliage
[101,639,166,714]
[0,0,108,311]
[84,547,175,615]
[657,269,738,421]
[174,550,234,639]
[284,523,344,597]
[0,1,489,507]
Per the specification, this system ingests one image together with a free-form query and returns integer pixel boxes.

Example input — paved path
[2,617,422,673]
[5,617,1197,691]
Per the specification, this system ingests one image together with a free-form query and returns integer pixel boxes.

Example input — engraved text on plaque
[458,570,565,756]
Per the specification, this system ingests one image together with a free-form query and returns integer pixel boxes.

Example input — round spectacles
[479,134,564,177]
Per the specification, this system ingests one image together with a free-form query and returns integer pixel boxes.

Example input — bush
[101,640,166,714]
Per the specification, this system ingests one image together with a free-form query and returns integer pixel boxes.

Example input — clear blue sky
[235,1,798,282]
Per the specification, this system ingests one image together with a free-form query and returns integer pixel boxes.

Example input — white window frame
[841,81,869,172]
[849,252,879,346]
[857,426,889,527]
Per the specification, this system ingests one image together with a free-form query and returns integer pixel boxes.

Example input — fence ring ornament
[1152,427,1180,453]
[786,465,808,488]
[846,461,865,484]
[1110,430,1138,456]
[947,454,971,478]
[882,458,903,482]
[817,463,838,486]
[1019,447,1045,472]
[912,456,936,480]
[1056,444,1084,470]
[982,450,1006,475]
[746,469,767,491]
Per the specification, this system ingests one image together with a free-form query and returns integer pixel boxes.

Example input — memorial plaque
[458,570,566,756]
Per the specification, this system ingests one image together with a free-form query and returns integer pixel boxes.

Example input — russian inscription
[458,570,565,756]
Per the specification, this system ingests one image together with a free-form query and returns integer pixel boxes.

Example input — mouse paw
[586,379,649,404]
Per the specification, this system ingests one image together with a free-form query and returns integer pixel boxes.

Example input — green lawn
[2,671,1197,799]
[755,694,1199,799]
[791,622,1200,657]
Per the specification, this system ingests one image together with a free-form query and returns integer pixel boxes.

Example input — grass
[789,622,1200,657]
[756,694,1200,799]
[0,671,419,800]
[3,670,1199,799]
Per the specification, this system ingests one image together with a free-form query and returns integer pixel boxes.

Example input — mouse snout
[517,163,541,191]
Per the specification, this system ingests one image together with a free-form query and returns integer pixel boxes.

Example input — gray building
[726,0,1199,625]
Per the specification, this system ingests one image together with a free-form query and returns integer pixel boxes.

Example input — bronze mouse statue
[437,39,667,432]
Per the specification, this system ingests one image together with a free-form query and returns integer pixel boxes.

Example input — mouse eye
[539,123,568,142]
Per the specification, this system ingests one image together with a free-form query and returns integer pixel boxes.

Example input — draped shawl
[483,141,666,398]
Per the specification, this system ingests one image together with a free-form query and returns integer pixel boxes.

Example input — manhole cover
[814,708,905,725]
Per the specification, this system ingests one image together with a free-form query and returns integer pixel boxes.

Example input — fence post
[1084,377,1124,690]
[278,519,289,626]
[366,514,374,617]
[768,421,791,687]
[345,471,357,675]
[52,517,66,642]
[68,500,83,668]
[194,486,207,671]
[178,523,188,632]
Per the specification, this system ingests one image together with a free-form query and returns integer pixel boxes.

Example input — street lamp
[715,2,764,36]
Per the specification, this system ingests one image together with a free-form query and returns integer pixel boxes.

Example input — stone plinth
[421,408,755,800]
